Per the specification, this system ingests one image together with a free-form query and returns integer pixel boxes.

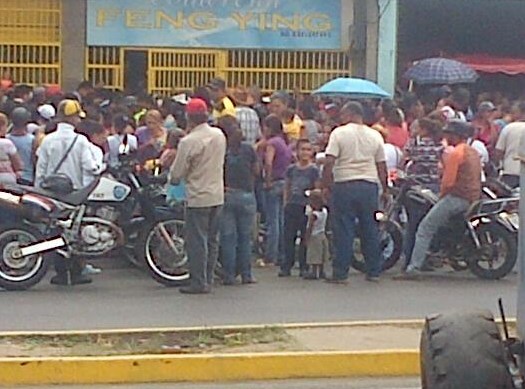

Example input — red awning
[452,54,525,75]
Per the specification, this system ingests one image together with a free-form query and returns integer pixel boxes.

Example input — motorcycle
[0,154,189,290]
[394,176,518,280]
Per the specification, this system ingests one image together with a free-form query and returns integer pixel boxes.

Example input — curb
[0,350,420,386]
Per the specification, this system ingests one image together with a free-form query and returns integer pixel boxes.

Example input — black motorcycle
[393,176,518,280]
[0,154,189,290]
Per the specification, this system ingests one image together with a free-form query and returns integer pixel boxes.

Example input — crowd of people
[0,78,524,291]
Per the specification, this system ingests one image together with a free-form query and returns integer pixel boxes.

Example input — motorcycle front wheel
[0,224,49,290]
[351,220,403,273]
[138,219,190,287]
[469,222,517,280]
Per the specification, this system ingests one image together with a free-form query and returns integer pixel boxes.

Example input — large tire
[137,219,190,287]
[420,311,513,389]
[468,222,517,280]
[351,220,403,273]
[0,224,49,291]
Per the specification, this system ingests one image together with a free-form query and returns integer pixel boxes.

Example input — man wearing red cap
[170,98,226,294]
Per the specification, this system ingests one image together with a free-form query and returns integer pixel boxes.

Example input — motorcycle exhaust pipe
[13,237,66,258]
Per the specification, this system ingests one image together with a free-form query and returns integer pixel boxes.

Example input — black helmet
[10,106,31,127]
[443,119,472,139]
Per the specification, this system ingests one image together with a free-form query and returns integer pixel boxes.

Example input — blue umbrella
[312,77,391,99]
[404,58,479,85]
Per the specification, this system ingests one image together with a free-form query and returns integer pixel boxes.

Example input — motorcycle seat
[13,179,99,206]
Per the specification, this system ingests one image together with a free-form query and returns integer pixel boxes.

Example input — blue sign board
[87,0,342,50]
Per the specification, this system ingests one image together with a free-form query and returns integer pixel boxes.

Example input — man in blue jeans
[322,102,388,283]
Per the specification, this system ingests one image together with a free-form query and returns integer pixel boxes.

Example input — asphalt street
[18,378,421,389]
[0,263,516,331]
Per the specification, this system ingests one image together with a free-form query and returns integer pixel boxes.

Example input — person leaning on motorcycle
[399,120,482,279]
[35,99,99,286]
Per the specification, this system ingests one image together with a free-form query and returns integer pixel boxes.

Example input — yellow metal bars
[85,47,124,90]
[226,50,351,92]
[148,49,223,95]
[0,0,61,85]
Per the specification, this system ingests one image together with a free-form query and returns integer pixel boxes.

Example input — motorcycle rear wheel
[351,220,403,273]
[469,222,517,280]
[0,224,49,290]
[138,219,190,287]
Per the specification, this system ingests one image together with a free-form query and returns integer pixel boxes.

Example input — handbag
[40,135,79,194]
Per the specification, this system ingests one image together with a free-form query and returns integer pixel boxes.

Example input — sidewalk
[0,321,425,386]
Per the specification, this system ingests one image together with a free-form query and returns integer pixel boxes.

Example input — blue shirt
[7,132,34,183]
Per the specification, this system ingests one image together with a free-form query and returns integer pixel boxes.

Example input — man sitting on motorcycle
[400,120,482,278]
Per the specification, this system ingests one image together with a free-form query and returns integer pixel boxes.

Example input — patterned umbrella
[312,77,391,99]
[404,58,479,85]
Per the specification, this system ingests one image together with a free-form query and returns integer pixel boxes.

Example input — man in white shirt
[35,99,99,286]
[495,101,525,188]
[35,100,100,190]
[322,102,388,283]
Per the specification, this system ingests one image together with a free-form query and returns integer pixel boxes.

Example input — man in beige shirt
[170,98,226,294]
[322,102,388,283]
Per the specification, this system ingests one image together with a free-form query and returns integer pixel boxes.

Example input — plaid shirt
[405,136,443,187]
[236,107,261,145]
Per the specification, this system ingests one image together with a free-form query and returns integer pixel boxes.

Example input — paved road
[19,378,420,389]
[0,265,516,331]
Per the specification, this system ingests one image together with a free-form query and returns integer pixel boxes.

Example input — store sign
[86,0,342,49]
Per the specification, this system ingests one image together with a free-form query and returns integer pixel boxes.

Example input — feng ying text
[96,9,334,32]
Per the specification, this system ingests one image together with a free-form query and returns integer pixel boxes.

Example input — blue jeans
[264,180,285,264]
[407,194,470,271]
[332,180,382,278]
[220,191,257,282]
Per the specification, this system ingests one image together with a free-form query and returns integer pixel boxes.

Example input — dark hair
[77,119,105,138]
[217,115,239,134]
[516,101,525,115]
[193,86,212,109]
[263,114,285,138]
[341,101,364,118]
[418,117,443,140]
[298,100,316,120]
[296,138,311,150]
[113,113,133,133]
[77,81,93,91]
[400,92,420,112]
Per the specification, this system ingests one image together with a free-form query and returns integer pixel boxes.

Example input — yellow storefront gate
[0,0,61,86]
[86,47,350,95]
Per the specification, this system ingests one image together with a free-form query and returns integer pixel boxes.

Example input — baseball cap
[478,101,496,112]
[186,98,208,115]
[207,78,226,90]
[59,99,86,118]
[37,104,56,120]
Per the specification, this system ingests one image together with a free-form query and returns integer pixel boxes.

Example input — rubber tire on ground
[0,224,50,291]
[420,310,513,389]
[351,220,403,273]
[136,220,190,287]
[468,222,517,280]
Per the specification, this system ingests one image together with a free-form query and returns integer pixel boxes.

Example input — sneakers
[82,264,102,276]
[278,270,291,277]
[325,276,349,284]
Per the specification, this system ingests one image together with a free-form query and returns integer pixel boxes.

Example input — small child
[303,189,329,280]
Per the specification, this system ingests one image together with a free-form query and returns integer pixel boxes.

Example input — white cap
[26,123,40,135]
[37,104,56,120]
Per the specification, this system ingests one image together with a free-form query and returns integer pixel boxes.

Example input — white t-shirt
[496,121,525,176]
[325,123,386,183]
[306,206,328,236]
[107,134,138,167]
[384,143,403,171]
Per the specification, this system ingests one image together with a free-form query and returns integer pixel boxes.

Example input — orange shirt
[441,143,481,203]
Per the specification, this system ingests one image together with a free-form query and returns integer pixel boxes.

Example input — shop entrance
[124,50,148,95]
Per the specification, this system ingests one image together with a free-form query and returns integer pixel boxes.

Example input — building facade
[0,0,387,94]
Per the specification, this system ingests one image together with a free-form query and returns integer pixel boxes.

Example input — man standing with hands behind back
[322,102,388,283]
[170,98,226,294]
